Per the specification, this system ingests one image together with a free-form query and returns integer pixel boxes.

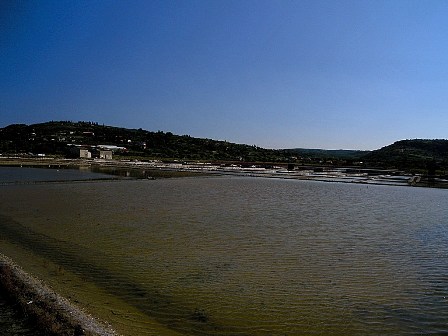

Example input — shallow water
[0,166,113,183]
[0,173,448,335]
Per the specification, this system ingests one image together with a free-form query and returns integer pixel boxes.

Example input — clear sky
[1,0,447,150]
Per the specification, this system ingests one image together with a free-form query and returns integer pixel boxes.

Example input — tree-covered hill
[1,122,447,173]
[0,121,293,162]
[363,139,448,172]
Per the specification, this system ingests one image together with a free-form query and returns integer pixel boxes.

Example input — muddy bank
[0,254,118,336]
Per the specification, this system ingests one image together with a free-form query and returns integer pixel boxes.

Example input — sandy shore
[0,253,118,336]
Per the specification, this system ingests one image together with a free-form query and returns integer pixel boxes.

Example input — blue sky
[1,0,447,150]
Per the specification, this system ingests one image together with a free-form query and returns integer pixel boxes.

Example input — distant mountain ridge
[287,148,369,160]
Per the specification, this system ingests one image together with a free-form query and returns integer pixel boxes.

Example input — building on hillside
[97,145,127,152]
[99,150,113,160]
[79,149,91,159]
[69,147,91,159]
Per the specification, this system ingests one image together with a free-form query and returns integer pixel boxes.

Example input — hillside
[0,121,293,162]
[1,122,447,173]
[0,121,370,164]
[363,139,448,172]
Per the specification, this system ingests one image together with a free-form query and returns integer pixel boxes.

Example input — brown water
[0,175,448,335]
[0,166,114,183]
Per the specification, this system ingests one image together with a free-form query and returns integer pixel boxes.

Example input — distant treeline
[0,121,447,174]
[0,121,292,162]
[363,139,448,173]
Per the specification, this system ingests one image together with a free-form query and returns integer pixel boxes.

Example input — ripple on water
[0,177,448,335]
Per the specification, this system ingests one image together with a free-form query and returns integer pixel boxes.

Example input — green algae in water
[1,177,448,335]
[0,214,221,335]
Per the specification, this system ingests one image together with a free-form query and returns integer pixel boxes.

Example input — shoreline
[0,253,118,336]
[1,157,447,189]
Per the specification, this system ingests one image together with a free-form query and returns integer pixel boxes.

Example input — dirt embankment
[0,254,119,336]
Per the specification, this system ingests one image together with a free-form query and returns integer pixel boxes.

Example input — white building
[99,150,113,160]
[79,149,91,159]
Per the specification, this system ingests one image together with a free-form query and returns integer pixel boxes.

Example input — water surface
[0,173,447,335]
[0,166,113,183]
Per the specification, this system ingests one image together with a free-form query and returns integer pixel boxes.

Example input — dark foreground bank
[0,290,40,336]
[0,254,118,336]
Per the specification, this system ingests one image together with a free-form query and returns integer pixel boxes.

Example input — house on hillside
[69,147,91,159]
[79,149,91,159]
[99,150,113,160]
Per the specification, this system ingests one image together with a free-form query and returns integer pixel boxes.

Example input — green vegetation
[0,121,292,162]
[363,139,448,174]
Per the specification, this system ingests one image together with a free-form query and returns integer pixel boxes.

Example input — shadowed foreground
[0,254,118,336]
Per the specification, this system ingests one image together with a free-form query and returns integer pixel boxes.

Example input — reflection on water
[0,174,448,335]
[89,165,208,179]
[0,166,113,183]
